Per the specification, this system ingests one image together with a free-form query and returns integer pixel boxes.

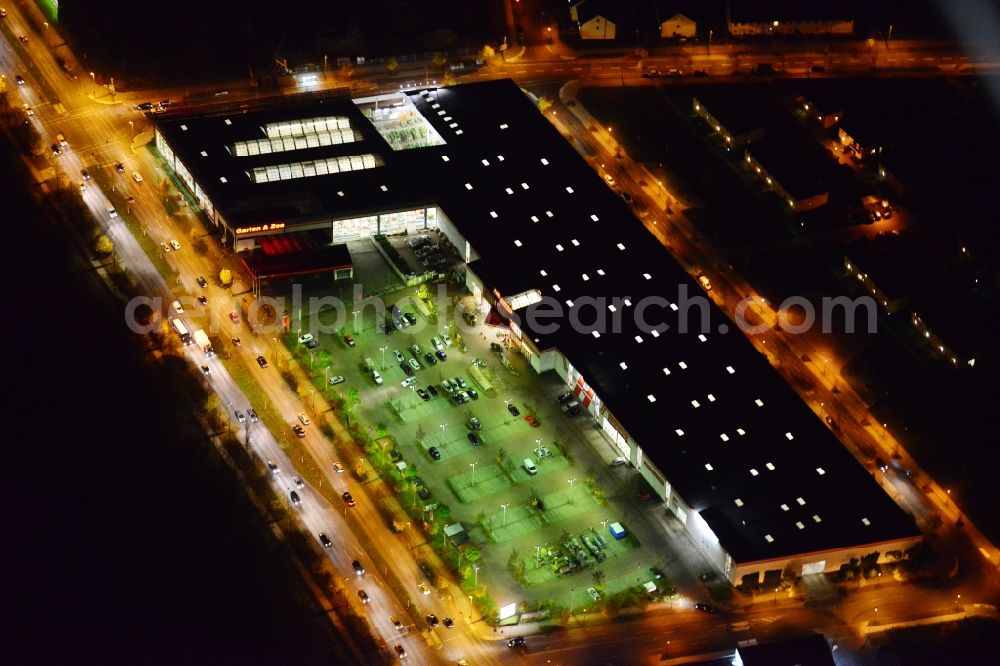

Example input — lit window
[861,517,871,526]
[675,429,684,437]
[726,366,735,374]
[489,211,498,218]
[617,243,625,250]
[647,395,656,403]
[796,497,806,505]
[785,432,794,441]
[705,463,714,471]
[591,214,599,222]
[720,434,729,442]
[514,240,522,247]
[750,468,759,476]
[441,155,450,162]
[734,498,744,507]
[765,462,775,470]
[691,400,701,408]
[816,467,825,475]
[634,335,643,344]
[465,183,473,190]
[755,398,764,407]
[619,362,627,370]
[765,534,774,543]
[780,504,789,511]
[566,186,574,193]
[698,334,707,342]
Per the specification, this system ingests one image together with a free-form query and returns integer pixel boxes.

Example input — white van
[106,203,118,218]
[431,336,444,351]
[372,369,383,385]
[522,458,538,475]
[401,377,417,388]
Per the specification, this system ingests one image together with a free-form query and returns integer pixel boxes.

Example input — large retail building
[152,80,920,585]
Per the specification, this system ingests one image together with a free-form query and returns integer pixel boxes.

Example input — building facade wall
[728,19,854,37]
[661,14,696,38]
[580,16,616,40]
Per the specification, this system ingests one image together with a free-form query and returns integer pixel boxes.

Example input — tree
[538,96,553,113]
[219,268,232,287]
[464,547,481,564]
[94,234,113,255]
[481,45,495,60]
[192,236,208,255]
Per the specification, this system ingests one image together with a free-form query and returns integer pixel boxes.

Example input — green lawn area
[538,486,599,524]
[447,464,511,503]
[485,505,543,543]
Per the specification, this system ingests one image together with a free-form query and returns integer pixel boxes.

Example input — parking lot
[271,246,697,611]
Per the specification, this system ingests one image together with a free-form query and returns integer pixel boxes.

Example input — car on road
[126,196,135,206]
[197,295,208,306]
[442,617,454,629]
[603,173,615,187]
[393,350,405,362]
[525,414,539,427]
[358,590,370,604]
[825,416,839,431]
[292,476,304,488]
[115,161,126,174]
[391,617,403,630]
[228,311,240,324]
[169,239,181,251]
[297,412,310,426]
[694,602,717,614]
[352,559,365,575]
[467,432,482,446]
[408,358,421,371]
[399,362,413,377]
[200,364,210,375]
[507,403,520,416]
[393,644,406,658]
[426,384,439,398]
[343,334,355,347]
[319,533,332,548]
[621,191,633,205]
[417,583,430,595]
[417,388,430,401]
[248,409,258,423]
[17,34,27,43]
[266,461,279,474]
[50,143,61,156]
[231,337,241,347]
[428,447,441,461]
[235,410,246,423]
[698,275,712,291]
[14,74,25,85]
[425,614,439,628]
[435,349,447,361]
[171,300,184,314]
[342,491,356,507]
[0,9,6,17]
[80,169,91,180]
[196,275,208,288]
[875,457,889,472]
[423,352,437,366]
[292,424,306,438]
[507,637,525,649]
[666,68,682,77]
[256,355,268,368]
[328,375,345,385]
[332,461,345,473]
[132,171,143,183]
[289,491,301,506]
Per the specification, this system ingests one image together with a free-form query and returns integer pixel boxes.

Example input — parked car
[694,602,717,614]
[408,358,421,371]
[332,461,345,473]
[428,447,441,460]
[423,352,438,366]
[256,355,268,368]
[417,583,431,595]
[507,403,520,416]
[228,311,240,324]
[393,349,405,363]
[435,350,447,361]
[352,560,365,575]
[468,417,482,430]
[426,384,439,398]
[358,590,370,604]
[400,363,414,377]
[329,375,345,385]
[507,637,526,649]
[525,414,539,427]
[343,334,355,347]
[342,491,356,507]
[417,388,430,401]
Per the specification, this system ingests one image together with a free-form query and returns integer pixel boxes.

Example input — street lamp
[568,477,576,489]
[473,563,479,586]
[470,460,479,486]
[439,422,448,442]
[501,503,509,527]
[535,545,542,567]
[380,344,388,370]
[128,120,134,137]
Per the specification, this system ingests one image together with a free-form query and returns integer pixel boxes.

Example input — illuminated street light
[501,502,509,527]
[470,459,479,486]
[568,477,576,489]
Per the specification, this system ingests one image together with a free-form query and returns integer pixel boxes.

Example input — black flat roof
[153,80,918,564]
